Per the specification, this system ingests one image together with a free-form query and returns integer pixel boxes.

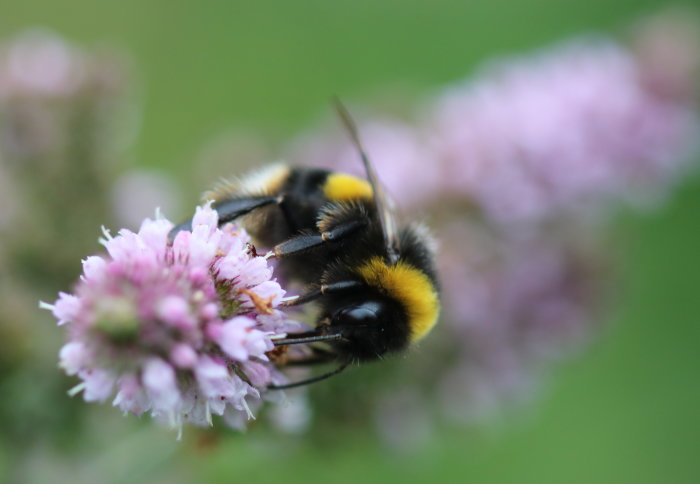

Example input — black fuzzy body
[221,166,439,363]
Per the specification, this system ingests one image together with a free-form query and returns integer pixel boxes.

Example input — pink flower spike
[171,229,191,263]
[81,256,107,282]
[194,355,236,401]
[170,343,198,369]
[199,302,219,321]
[247,280,286,307]
[215,316,257,361]
[244,327,275,360]
[192,201,218,232]
[102,229,143,261]
[237,257,273,287]
[49,205,289,433]
[113,374,150,416]
[58,341,88,375]
[142,358,181,424]
[48,292,81,325]
[217,226,247,255]
[216,252,247,280]
[156,295,194,330]
[241,361,271,388]
[80,368,116,402]
[137,217,173,255]
[187,225,218,268]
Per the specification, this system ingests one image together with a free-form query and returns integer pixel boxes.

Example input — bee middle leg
[270,219,367,258]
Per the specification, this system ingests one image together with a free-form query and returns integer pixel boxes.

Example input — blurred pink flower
[435,222,601,421]
[0,29,130,165]
[110,169,181,230]
[432,37,698,223]
[630,7,700,104]
[42,203,302,435]
[0,29,82,98]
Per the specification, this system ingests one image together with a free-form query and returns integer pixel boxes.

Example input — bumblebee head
[326,297,410,362]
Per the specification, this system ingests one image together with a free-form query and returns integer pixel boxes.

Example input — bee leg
[268,361,350,390]
[214,196,282,223]
[274,333,344,346]
[271,219,366,258]
[281,280,364,307]
[168,195,281,241]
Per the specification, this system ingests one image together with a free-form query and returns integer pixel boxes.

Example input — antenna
[332,98,399,262]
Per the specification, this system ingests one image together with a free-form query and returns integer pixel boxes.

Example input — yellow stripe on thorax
[323,173,373,201]
[356,257,439,342]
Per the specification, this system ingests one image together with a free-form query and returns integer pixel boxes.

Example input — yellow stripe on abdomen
[356,257,440,342]
[323,173,373,201]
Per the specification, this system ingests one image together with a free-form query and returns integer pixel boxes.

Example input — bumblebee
[171,103,440,389]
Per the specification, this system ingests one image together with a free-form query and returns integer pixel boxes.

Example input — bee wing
[333,99,400,263]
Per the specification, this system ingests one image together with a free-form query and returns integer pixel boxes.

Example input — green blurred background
[1,1,699,483]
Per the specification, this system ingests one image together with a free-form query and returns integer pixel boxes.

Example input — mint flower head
[430,37,698,223]
[42,203,299,435]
